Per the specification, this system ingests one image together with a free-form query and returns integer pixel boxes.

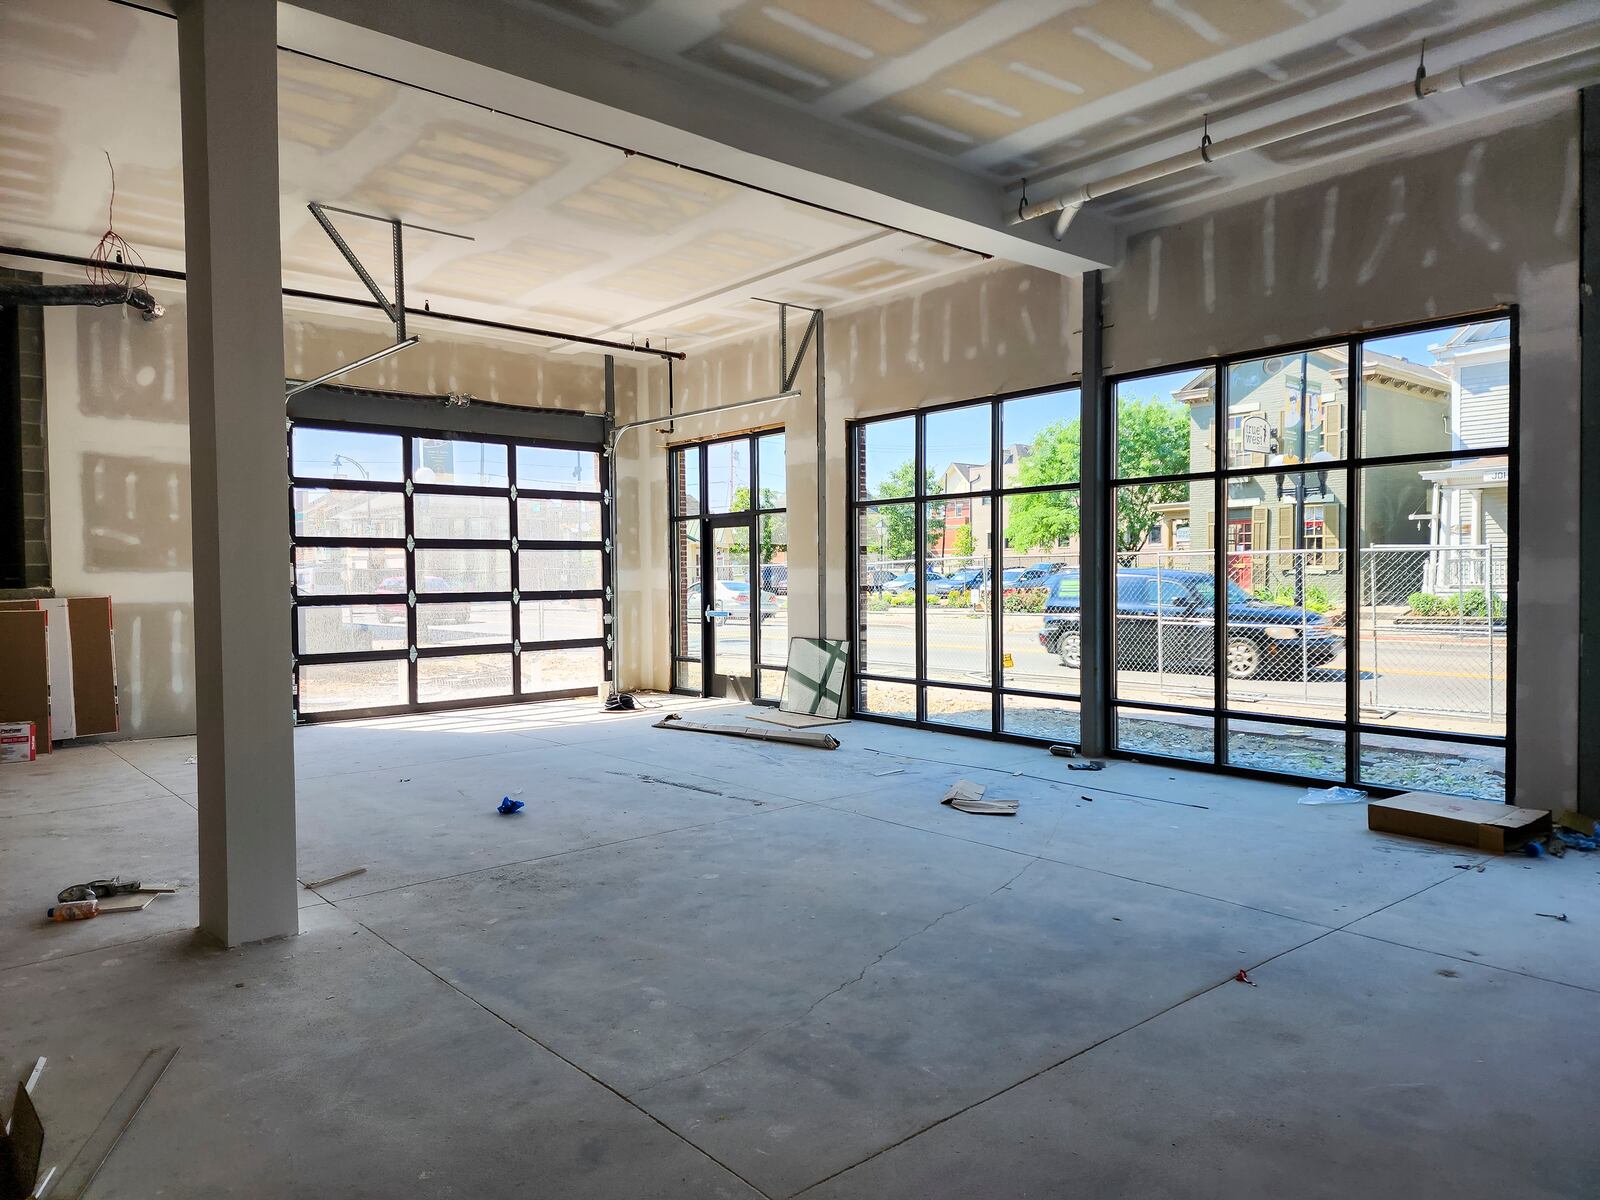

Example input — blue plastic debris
[1554,828,1599,852]
[1522,840,1544,858]
[497,796,525,815]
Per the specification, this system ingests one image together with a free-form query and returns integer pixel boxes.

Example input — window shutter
[1275,503,1296,550]
[1323,506,1340,550]
[1323,399,1343,458]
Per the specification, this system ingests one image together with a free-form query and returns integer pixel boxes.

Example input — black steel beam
[1581,86,1600,817]
[1078,270,1109,756]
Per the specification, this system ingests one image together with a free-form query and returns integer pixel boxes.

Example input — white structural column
[177,0,298,945]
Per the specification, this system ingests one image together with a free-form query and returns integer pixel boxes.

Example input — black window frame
[844,307,1517,802]
[669,429,788,702]
[289,416,610,722]
[1102,306,1516,797]
[847,383,1085,744]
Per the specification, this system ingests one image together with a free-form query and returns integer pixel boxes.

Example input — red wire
[86,151,148,293]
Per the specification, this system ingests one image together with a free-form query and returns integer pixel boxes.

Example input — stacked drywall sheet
[0,597,119,753]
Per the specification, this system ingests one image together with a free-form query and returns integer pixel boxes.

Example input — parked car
[685,579,780,624]
[976,562,1063,596]
[942,566,989,590]
[882,569,960,596]
[760,564,789,596]
[860,566,900,592]
[1039,568,1342,681]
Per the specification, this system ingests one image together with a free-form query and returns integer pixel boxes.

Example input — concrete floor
[2,697,1597,1198]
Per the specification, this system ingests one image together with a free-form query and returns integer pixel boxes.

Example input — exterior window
[1303,505,1326,566]
[850,386,1082,740]
[289,421,608,720]
[845,313,1514,803]
[1101,317,1512,800]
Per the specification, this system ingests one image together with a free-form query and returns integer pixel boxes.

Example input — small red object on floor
[1234,969,1257,987]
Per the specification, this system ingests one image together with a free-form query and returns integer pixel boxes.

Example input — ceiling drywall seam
[1015,23,1600,225]
[100,1,999,265]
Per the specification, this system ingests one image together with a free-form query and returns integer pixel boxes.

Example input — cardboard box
[67,597,119,736]
[1368,791,1550,853]
[1,721,36,763]
[0,610,50,752]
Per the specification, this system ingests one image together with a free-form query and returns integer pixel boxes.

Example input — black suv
[1040,568,1343,681]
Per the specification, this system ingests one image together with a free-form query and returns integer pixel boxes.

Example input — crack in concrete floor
[636,857,1040,1098]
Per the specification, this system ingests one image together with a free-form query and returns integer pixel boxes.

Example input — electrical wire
[85,151,149,293]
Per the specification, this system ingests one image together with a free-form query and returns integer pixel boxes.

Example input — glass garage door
[289,420,610,720]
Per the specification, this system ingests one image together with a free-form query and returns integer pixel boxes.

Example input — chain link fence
[857,544,1508,730]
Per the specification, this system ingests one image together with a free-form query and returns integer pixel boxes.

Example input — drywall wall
[43,286,193,738]
[40,277,618,738]
[616,258,1082,692]
[1101,106,1579,810]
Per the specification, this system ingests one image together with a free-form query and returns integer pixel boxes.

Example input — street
[856,608,1506,735]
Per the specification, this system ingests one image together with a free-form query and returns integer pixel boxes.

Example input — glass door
[671,432,788,701]
[707,518,756,698]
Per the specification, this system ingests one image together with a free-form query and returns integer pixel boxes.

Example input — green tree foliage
[951,525,974,557]
[727,486,784,562]
[862,460,942,560]
[1113,398,1190,552]
[1002,399,1190,554]
[1004,419,1079,550]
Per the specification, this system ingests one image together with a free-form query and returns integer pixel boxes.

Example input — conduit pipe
[1014,24,1600,226]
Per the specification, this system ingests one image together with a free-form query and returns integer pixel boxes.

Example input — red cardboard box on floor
[1,721,37,763]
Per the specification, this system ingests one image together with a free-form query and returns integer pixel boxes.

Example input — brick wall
[2,268,50,593]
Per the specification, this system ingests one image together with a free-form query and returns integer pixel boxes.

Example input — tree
[1112,398,1189,552]
[1004,419,1080,551]
[1001,399,1189,554]
[866,460,941,562]
[951,525,974,558]
[729,486,782,563]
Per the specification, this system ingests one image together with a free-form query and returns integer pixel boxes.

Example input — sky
[860,386,1081,497]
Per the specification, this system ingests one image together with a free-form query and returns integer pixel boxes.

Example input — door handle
[705,607,729,620]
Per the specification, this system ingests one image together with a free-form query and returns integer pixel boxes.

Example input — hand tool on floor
[55,878,141,904]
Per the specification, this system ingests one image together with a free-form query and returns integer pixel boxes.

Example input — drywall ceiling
[5,0,1595,354]
[507,0,1600,222]
[0,0,986,356]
